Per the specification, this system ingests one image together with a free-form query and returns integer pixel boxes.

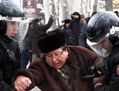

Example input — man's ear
[0,20,7,35]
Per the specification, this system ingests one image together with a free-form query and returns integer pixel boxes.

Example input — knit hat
[32,16,43,24]
[72,12,80,16]
[64,19,71,24]
[37,28,66,53]
[71,12,81,19]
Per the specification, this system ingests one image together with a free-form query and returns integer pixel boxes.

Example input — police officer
[87,11,119,91]
[0,0,29,91]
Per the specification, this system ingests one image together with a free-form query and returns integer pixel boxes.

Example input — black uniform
[95,40,119,91]
[0,36,20,91]
[86,11,119,91]
[0,0,28,90]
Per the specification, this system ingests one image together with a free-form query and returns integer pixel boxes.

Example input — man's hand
[93,77,102,88]
[50,14,54,18]
[14,75,32,91]
[94,82,102,88]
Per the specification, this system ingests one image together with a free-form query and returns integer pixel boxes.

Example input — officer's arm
[95,64,119,91]
[0,49,15,91]
[0,68,15,91]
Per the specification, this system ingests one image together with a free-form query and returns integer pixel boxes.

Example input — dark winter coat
[63,26,71,45]
[69,19,84,45]
[95,40,119,91]
[12,46,103,91]
[0,36,20,91]
[79,24,91,50]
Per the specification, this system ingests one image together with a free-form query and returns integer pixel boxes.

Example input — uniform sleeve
[0,77,15,91]
[95,85,110,91]
[0,49,15,91]
[95,64,119,91]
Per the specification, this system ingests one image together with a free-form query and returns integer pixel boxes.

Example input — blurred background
[0,0,118,91]
[2,0,118,29]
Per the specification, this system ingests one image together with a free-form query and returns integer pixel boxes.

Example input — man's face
[6,21,19,37]
[40,19,45,25]
[38,19,45,25]
[98,40,113,51]
[72,15,79,19]
[45,48,69,69]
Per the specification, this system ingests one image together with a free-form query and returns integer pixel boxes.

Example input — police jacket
[95,40,119,91]
[12,46,103,91]
[0,36,20,91]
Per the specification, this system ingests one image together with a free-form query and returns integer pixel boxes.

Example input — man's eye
[47,55,52,57]
[55,53,60,56]
[45,54,51,57]
[55,54,59,56]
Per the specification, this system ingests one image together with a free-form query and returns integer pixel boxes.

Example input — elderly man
[12,28,103,91]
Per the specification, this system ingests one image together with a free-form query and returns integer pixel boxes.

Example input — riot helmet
[0,0,29,42]
[87,11,119,57]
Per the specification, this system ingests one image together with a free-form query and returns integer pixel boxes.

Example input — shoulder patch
[116,64,119,75]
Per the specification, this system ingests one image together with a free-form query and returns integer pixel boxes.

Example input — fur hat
[37,28,66,53]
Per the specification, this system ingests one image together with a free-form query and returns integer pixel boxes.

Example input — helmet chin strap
[109,26,119,37]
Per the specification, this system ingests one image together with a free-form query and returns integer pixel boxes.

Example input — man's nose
[52,55,58,62]
[14,26,18,31]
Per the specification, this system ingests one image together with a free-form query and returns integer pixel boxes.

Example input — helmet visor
[87,37,112,57]
[6,18,29,42]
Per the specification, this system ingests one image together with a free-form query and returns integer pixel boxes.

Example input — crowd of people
[19,14,54,68]
[0,0,119,91]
